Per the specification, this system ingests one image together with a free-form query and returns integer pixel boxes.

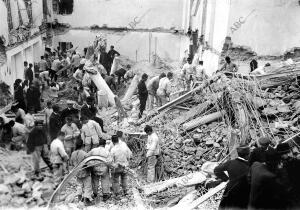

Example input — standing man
[147,73,166,110]
[88,139,111,201]
[25,63,34,85]
[214,145,250,210]
[137,73,148,119]
[61,116,80,158]
[50,56,62,82]
[50,131,69,181]
[110,135,132,198]
[49,105,62,141]
[181,58,195,90]
[157,72,173,106]
[60,100,79,123]
[218,56,238,73]
[39,56,48,73]
[80,115,103,152]
[250,58,258,72]
[27,121,53,176]
[107,46,120,75]
[144,125,161,183]
[99,50,110,74]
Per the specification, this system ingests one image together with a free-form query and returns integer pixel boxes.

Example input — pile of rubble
[0,148,56,208]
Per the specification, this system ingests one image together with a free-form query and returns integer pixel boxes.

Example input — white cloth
[51,59,61,71]
[251,66,265,75]
[50,138,68,164]
[157,77,171,97]
[24,114,35,129]
[146,132,160,157]
[12,122,29,137]
[49,84,59,98]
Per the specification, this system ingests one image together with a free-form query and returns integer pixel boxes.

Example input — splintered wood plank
[172,101,210,126]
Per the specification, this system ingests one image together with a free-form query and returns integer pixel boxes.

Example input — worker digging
[0,1,300,210]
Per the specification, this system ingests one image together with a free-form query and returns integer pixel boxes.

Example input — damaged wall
[54,0,183,30]
[228,0,300,56]
[53,30,189,61]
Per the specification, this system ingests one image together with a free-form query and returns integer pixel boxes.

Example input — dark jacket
[250,59,258,72]
[105,76,116,90]
[214,158,250,210]
[26,87,41,112]
[49,112,62,140]
[81,104,97,119]
[107,49,120,62]
[114,68,126,77]
[60,107,78,123]
[27,126,47,153]
[138,80,148,99]
[99,52,109,70]
[249,162,289,210]
[25,68,34,82]
[14,85,26,111]
[249,147,268,166]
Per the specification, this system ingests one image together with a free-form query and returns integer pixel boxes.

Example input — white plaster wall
[52,30,189,62]
[55,0,183,29]
[0,1,9,41]
[229,0,300,55]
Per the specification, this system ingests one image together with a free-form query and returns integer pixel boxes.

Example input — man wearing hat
[249,137,271,166]
[277,142,300,209]
[249,147,289,210]
[60,100,79,123]
[214,145,250,210]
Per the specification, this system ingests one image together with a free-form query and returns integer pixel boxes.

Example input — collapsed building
[1,0,300,209]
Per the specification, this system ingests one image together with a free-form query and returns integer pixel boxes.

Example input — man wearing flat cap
[214,145,250,210]
[277,142,300,209]
[249,137,271,166]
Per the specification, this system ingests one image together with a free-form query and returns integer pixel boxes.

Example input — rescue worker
[61,116,80,158]
[27,121,53,176]
[181,58,195,91]
[157,72,173,106]
[70,138,93,206]
[147,73,166,110]
[249,148,289,210]
[145,125,161,183]
[9,120,29,151]
[88,139,111,202]
[218,56,238,73]
[11,105,26,124]
[80,115,103,152]
[110,135,132,198]
[49,105,62,141]
[137,73,148,119]
[214,145,250,210]
[50,131,69,181]
[60,100,79,123]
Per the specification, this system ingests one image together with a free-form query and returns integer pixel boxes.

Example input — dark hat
[276,143,290,155]
[237,145,250,157]
[258,137,271,146]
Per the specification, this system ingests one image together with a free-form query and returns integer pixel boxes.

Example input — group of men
[214,137,300,210]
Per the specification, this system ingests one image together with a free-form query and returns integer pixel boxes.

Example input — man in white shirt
[196,61,208,82]
[147,73,166,110]
[81,115,103,152]
[110,135,132,197]
[61,116,80,157]
[50,131,69,180]
[9,120,29,150]
[157,72,173,106]
[145,125,160,183]
[181,58,196,91]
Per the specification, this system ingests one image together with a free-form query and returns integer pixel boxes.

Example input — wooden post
[136,50,138,62]
[154,37,157,64]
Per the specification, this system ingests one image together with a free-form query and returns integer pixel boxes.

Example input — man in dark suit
[214,145,250,210]
[137,73,148,119]
[249,148,289,210]
[80,96,105,132]
[249,137,270,166]
[49,105,62,141]
[60,100,79,123]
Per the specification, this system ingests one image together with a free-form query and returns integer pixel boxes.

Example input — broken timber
[142,171,206,196]
[172,101,210,125]
[182,110,225,131]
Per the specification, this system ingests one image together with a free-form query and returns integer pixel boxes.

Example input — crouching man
[88,139,111,202]
[110,135,132,198]
[50,131,69,181]
[70,138,93,206]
